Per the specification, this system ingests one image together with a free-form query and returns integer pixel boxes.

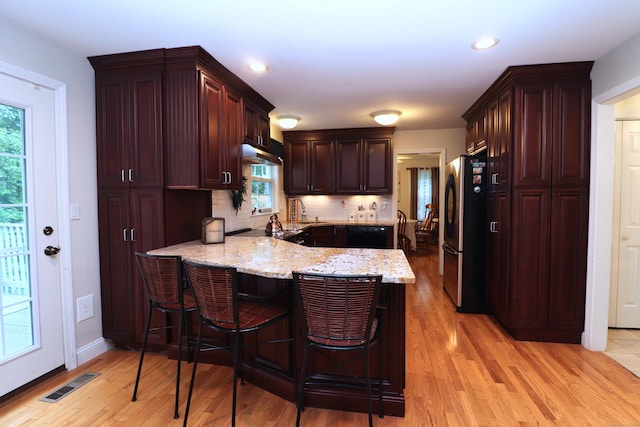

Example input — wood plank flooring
[2,252,640,426]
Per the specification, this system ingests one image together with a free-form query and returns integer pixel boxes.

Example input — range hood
[242,143,282,166]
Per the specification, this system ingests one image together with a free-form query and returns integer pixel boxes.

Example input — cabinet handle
[228,172,232,184]
[491,173,498,185]
[130,228,135,241]
[121,169,125,183]
[128,169,133,182]
[489,222,498,233]
[123,228,128,241]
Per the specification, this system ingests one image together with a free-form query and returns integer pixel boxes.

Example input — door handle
[44,245,61,256]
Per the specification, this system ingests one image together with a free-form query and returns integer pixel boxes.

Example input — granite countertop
[148,236,415,284]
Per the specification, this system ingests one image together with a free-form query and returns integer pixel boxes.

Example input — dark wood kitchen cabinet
[93,54,164,189]
[163,47,266,190]
[89,46,270,349]
[464,62,593,343]
[465,109,486,154]
[244,99,271,149]
[283,138,336,194]
[283,127,394,195]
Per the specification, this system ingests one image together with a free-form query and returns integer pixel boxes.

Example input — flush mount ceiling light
[277,115,300,129]
[471,36,499,50]
[371,110,402,126]
[247,60,269,73]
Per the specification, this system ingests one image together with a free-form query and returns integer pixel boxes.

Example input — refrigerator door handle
[442,243,459,255]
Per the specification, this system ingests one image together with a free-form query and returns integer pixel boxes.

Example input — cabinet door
[362,137,392,194]
[548,188,588,331]
[199,72,226,188]
[310,226,334,247]
[243,100,260,146]
[258,113,270,148]
[224,88,243,190]
[98,189,135,343]
[95,74,129,188]
[244,100,270,149]
[552,81,591,187]
[129,70,164,187]
[95,70,163,188]
[466,110,486,154]
[510,188,550,329]
[335,138,362,193]
[513,83,553,188]
[486,191,511,324]
[130,188,166,345]
[284,140,311,194]
[488,91,512,189]
[310,139,335,193]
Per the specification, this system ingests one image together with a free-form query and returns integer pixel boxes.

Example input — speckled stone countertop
[148,236,415,284]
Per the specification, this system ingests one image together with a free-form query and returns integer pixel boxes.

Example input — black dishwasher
[346,226,392,249]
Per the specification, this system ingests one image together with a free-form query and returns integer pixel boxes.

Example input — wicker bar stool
[181,260,292,427]
[293,272,384,427]
[132,252,198,419]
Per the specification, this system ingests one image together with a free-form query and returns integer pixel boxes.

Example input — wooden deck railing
[0,223,29,296]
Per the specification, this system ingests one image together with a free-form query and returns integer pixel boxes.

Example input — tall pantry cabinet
[90,50,211,349]
[464,62,593,343]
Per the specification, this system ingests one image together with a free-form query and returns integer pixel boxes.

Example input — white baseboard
[76,338,112,366]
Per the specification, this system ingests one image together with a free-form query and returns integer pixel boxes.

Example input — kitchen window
[251,164,277,214]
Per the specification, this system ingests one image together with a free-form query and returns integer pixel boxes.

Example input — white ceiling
[3,1,640,131]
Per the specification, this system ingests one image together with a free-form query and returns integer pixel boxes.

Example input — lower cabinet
[98,187,166,348]
[487,187,589,343]
[98,187,210,349]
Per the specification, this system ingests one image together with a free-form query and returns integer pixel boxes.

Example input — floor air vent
[39,372,100,403]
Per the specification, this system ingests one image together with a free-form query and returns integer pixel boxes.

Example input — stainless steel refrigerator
[442,150,487,313]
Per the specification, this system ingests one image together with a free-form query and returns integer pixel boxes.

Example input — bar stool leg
[132,302,153,402]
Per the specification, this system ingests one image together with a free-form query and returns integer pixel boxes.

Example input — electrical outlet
[77,294,94,322]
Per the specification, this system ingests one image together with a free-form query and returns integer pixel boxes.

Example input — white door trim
[0,60,76,369]
[395,147,447,275]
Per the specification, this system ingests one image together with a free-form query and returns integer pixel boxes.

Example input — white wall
[584,32,640,350]
[0,17,103,357]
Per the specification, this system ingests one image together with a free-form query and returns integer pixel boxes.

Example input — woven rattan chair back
[183,262,237,328]
[296,273,382,347]
[136,253,183,308]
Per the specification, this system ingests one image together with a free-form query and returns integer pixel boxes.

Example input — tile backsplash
[211,188,394,234]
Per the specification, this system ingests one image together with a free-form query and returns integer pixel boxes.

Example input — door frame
[0,60,76,370]
[395,147,447,275]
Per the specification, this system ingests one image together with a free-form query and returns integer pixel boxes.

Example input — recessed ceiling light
[471,36,499,50]
[248,61,268,73]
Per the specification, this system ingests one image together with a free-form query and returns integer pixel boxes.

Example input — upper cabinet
[243,99,271,149]
[163,46,274,190]
[92,52,165,189]
[284,127,394,195]
[465,109,486,155]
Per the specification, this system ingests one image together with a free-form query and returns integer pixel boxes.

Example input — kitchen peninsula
[149,236,415,417]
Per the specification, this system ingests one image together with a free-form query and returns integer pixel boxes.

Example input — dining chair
[293,271,384,427]
[396,210,410,253]
[132,252,198,419]
[181,260,292,427]
[415,204,439,254]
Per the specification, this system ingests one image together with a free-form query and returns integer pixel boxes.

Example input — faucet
[289,198,306,222]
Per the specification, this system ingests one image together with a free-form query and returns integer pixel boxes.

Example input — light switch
[70,203,80,220]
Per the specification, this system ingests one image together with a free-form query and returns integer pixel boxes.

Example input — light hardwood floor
[2,253,640,426]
